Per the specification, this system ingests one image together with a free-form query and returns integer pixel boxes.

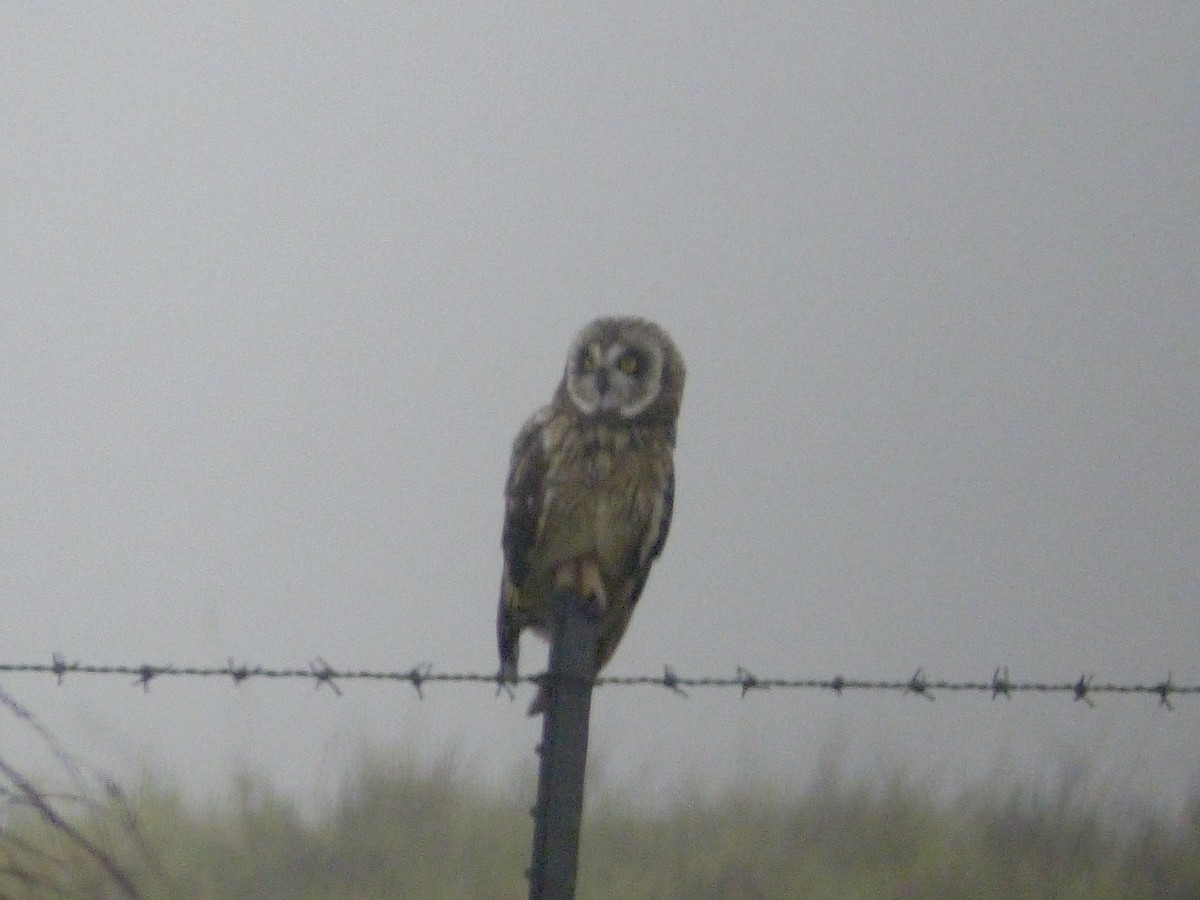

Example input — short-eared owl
[498,317,685,714]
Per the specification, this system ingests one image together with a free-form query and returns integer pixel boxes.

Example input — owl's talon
[495,661,518,700]
[495,676,516,701]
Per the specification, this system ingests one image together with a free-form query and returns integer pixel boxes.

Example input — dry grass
[1,692,1196,899]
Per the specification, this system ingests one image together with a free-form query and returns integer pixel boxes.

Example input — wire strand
[0,658,1193,707]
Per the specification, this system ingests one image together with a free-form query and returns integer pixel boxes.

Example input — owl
[497,316,685,714]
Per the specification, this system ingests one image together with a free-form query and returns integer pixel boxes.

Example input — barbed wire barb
[227,658,257,686]
[736,666,763,698]
[51,652,70,686]
[660,665,687,699]
[905,668,935,702]
[1074,673,1095,708]
[133,665,160,693]
[309,657,342,696]
[406,664,433,700]
[991,666,1012,700]
[1156,672,1174,711]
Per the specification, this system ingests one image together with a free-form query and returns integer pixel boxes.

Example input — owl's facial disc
[566,338,662,418]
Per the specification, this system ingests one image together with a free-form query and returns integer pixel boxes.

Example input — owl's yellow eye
[580,353,596,372]
[617,352,640,376]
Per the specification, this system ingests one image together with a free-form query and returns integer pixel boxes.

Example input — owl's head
[559,317,685,424]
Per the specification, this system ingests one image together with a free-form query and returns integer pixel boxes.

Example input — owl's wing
[627,461,674,609]
[497,408,550,681]
[501,407,550,589]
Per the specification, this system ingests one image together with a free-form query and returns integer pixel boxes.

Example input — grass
[1,691,1197,898]
[2,755,1197,899]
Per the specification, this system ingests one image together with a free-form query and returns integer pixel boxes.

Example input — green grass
[1,749,1197,899]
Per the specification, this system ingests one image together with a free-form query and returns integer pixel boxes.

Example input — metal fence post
[527,587,598,900]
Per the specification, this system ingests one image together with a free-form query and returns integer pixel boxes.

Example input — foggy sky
[3,5,1198,817]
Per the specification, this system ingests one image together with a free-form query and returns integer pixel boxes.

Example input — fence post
[527,587,598,900]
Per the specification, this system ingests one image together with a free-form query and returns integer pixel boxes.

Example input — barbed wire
[0,656,1194,708]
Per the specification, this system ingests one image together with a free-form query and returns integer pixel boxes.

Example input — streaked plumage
[497,317,685,714]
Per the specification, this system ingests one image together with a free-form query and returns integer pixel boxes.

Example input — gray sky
[3,5,1198,817]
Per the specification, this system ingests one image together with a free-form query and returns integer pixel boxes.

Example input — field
[2,745,1197,899]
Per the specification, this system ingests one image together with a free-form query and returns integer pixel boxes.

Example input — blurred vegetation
[2,741,1198,900]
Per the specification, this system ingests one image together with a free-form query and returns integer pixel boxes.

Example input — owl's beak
[594,369,623,412]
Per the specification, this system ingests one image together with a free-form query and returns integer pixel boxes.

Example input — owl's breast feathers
[501,407,675,629]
